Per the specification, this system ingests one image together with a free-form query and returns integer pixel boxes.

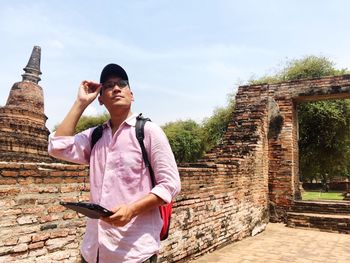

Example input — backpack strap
[91,125,104,149]
[135,113,156,187]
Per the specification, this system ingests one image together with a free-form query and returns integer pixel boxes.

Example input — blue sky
[1,0,350,131]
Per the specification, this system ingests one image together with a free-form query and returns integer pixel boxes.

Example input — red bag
[159,202,173,240]
[136,115,174,240]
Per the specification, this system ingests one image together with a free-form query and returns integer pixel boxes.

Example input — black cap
[100,63,129,83]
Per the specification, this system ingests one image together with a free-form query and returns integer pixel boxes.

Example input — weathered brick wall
[161,83,270,261]
[164,163,268,262]
[0,162,89,263]
[0,107,52,163]
[0,159,269,262]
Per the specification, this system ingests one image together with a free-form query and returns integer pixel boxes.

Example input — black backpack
[90,113,172,240]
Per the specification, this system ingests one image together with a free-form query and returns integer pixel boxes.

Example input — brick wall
[0,162,89,263]
[0,146,269,263]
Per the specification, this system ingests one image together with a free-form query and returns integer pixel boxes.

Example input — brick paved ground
[190,223,350,263]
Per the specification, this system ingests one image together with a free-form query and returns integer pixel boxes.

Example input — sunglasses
[102,80,129,90]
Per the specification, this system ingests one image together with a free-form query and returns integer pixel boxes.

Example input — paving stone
[191,223,350,263]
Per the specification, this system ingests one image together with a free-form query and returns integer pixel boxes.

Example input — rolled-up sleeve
[146,123,181,203]
[48,128,93,165]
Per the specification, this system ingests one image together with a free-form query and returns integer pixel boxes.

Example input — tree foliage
[54,101,237,163]
[299,100,350,183]
[162,120,206,163]
[202,93,235,151]
[75,113,110,133]
[250,55,347,84]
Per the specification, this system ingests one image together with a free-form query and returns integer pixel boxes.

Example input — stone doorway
[263,75,350,233]
[266,74,350,222]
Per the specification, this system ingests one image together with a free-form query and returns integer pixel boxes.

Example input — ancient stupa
[0,46,52,162]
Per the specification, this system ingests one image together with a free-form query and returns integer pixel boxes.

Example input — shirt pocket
[117,152,143,189]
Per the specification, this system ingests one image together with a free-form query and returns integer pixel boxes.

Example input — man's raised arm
[55,81,101,136]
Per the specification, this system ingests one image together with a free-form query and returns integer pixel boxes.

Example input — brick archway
[265,75,350,221]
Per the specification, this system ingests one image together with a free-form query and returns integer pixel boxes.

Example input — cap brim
[100,64,128,83]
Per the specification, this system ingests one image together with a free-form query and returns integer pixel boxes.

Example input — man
[48,64,181,263]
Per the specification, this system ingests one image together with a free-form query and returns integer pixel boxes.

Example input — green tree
[54,112,110,134]
[299,100,350,185]
[75,112,110,133]
[202,92,235,151]
[250,55,347,85]
[162,120,205,163]
[251,55,350,184]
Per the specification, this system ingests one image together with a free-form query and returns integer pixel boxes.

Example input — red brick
[12,243,28,253]
[22,206,45,214]
[4,237,18,246]
[19,170,38,177]
[43,178,61,184]
[63,212,77,220]
[39,214,60,223]
[32,233,50,243]
[48,171,62,177]
[0,187,20,197]
[1,171,18,177]
[47,205,65,213]
[50,229,69,238]
[0,178,17,184]
[28,241,45,250]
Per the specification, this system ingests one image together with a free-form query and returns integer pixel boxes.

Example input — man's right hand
[78,81,102,106]
[54,81,102,137]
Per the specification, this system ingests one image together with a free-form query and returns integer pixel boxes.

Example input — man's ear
[130,90,134,102]
[98,96,104,105]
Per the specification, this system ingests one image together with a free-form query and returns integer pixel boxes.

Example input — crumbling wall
[0,163,88,262]
[0,157,269,263]
[0,107,51,163]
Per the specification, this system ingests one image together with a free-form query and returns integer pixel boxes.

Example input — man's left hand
[101,204,135,227]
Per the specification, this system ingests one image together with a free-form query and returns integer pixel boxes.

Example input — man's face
[98,76,134,111]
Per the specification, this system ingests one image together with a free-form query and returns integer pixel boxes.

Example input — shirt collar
[102,113,138,129]
[125,113,138,127]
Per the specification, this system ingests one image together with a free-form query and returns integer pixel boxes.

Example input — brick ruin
[0,46,52,163]
[0,47,350,262]
[265,76,350,220]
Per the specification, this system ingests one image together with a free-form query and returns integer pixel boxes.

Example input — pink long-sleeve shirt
[48,113,181,263]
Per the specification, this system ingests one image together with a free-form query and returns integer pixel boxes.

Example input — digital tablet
[60,201,113,219]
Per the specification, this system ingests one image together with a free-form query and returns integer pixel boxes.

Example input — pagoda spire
[22,46,42,84]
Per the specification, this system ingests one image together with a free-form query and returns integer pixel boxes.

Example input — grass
[302,191,344,201]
